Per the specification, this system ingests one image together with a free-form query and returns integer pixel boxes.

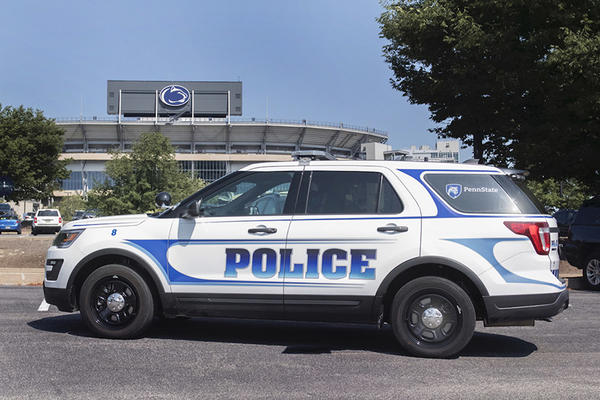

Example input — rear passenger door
[283,166,421,322]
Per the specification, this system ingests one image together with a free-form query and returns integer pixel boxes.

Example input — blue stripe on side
[444,238,565,289]
[124,240,170,280]
[123,239,364,288]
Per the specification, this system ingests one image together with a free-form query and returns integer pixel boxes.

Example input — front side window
[304,171,403,215]
[200,171,295,217]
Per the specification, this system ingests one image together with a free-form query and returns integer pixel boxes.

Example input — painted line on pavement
[37,299,50,312]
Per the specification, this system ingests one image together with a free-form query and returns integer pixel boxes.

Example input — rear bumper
[34,225,61,232]
[43,283,76,312]
[483,288,569,324]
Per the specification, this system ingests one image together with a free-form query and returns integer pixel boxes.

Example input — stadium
[55,80,389,196]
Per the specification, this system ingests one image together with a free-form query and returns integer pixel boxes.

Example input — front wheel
[79,265,155,338]
[391,276,476,358]
[583,253,600,290]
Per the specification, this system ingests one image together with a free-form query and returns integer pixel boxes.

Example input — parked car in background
[71,210,85,221]
[22,212,35,227]
[553,209,578,238]
[565,197,600,290]
[0,214,21,234]
[0,203,15,218]
[32,209,62,235]
[81,209,99,219]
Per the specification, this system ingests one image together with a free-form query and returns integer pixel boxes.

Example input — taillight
[34,217,37,224]
[58,217,62,224]
[504,221,550,255]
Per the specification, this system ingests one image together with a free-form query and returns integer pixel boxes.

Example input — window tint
[424,173,521,214]
[201,172,294,217]
[38,210,59,216]
[305,171,403,215]
[494,175,545,214]
[574,207,600,226]
[379,176,404,214]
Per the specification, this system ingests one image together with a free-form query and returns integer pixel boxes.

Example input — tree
[526,178,590,212]
[379,1,600,189]
[57,195,88,221]
[0,104,70,200]
[88,132,205,215]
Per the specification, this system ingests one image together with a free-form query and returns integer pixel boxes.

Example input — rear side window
[424,173,541,214]
[574,207,600,225]
[304,171,403,214]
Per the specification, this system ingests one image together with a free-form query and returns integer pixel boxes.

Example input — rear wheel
[79,264,155,338]
[583,252,600,290]
[31,228,37,236]
[391,276,476,358]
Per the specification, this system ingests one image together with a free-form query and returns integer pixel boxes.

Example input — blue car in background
[0,214,22,235]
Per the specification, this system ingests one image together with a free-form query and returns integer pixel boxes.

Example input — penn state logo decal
[159,85,190,107]
[446,184,462,199]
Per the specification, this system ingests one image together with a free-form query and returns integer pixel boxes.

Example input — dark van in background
[565,197,600,290]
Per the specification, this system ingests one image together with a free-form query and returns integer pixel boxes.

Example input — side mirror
[183,199,203,219]
[155,191,172,209]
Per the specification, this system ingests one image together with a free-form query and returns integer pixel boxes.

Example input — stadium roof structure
[57,117,388,158]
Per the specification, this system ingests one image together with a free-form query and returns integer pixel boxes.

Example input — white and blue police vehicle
[43,153,568,358]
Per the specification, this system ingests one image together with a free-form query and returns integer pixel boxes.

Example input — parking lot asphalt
[0,287,599,399]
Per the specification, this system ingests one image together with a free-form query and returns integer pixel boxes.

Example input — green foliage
[379,1,600,189]
[57,195,88,221]
[526,178,590,211]
[0,104,70,200]
[88,132,205,215]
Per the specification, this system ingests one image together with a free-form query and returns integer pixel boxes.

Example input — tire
[79,264,155,339]
[31,228,37,236]
[17,230,21,235]
[583,252,600,291]
[391,276,476,358]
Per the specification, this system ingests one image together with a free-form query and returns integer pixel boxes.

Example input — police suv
[43,153,568,358]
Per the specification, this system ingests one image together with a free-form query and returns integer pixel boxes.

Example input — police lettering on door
[224,248,377,279]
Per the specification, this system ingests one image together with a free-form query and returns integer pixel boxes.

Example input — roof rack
[291,150,336,161]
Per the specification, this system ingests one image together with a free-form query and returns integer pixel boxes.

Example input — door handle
[377,224,408,233]
[248,226,277,234]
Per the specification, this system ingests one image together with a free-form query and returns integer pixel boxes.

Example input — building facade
[55,80,388,196]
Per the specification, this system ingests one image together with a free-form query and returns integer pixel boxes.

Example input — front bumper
[483,288,569,324]
[43,283,76,312]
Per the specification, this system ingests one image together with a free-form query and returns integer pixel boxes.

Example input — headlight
[53,229,85,248]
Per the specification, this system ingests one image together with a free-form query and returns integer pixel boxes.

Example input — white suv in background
[43,154,567,358]
[33,209,62,235]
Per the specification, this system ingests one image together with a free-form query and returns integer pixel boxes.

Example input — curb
[0,268,44,286]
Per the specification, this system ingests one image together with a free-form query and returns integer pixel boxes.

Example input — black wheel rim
[405,293,460,344]
[91,276,138,328]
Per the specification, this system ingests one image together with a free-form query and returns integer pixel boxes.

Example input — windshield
[0,204,11,211]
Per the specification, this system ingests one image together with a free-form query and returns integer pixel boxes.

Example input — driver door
[167,167,302,319]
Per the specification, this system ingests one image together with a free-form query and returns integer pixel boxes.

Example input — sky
[0,0,471,159]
